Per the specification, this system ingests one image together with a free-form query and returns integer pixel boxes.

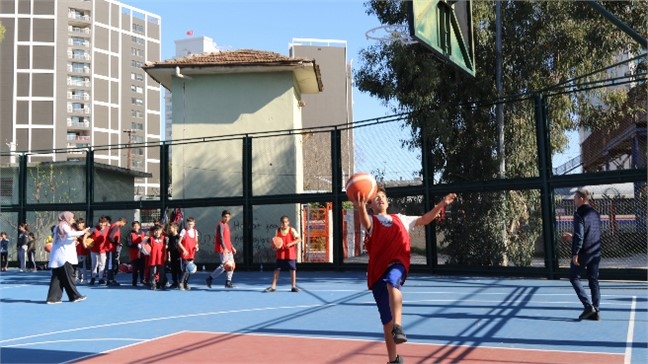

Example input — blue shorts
[371,263,406,325]
[275,259,297,271]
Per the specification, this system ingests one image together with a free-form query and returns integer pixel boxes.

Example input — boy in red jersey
[352,187,456,364]
[206,210,237,289]
[127,221,146,287]
[264,215,301,293]
[178,217,199,290]
[146,225,167,290]
[73,218,90,283]
[106,217,127,286]
[89,217,109,285]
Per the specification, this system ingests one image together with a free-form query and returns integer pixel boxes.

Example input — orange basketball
[224,260,236,272]
[44,243,52,253]
[345,172,378,202]
[271,236,283,250]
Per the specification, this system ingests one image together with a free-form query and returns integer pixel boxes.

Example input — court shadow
[0,347,94,364]
[0,298,46,304]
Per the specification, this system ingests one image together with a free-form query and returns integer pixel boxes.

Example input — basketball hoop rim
[365,24,418,45]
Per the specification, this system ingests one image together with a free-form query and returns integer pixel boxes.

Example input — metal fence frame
[1,94,646,280]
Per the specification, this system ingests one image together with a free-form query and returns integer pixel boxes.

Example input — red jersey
[365,214,411,289]
[275,227,299,260]
[107,222,122,253]
[89,227,109,253]
[146,236,166,266]
[75,234,88,256]
[128,230,145,261]
[214,222,232,253]
[180,228,199,260]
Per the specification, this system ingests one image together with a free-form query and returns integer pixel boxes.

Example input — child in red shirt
[178,217,199,290]
[353,187,456,364]
[73,218,90,283]
[146,224,167,290]
[89,217,109,285]
[127,221,146,287]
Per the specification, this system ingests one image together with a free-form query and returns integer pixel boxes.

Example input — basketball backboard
[408,0,475,77]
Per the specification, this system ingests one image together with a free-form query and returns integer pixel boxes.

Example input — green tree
[355,0,647,266]
[0,21,5,42]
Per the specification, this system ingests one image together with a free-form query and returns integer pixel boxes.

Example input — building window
[0,178,13,200]
[131,60,143,68]
[71,49,87,60]
[131,85,143,93]
[131,72,144,81]
[131,47,145,57]
[131,35,145,45]
[71,62,86,73]
[131,98,144,105]
[133,23,145,34]
[131,122,144,130]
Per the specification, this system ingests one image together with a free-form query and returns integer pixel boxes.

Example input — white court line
[2,338,143,348]
[0,303,331,345]
[64,331,186,364]
[404,298,635,307]
[0,284,31,289]
[407,291,645,299]
[624,296,637,364]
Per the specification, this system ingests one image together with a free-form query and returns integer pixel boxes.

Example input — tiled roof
[143,49,323,93]
[149,49,312,67]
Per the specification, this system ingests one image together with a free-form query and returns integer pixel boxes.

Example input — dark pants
[150,265,168,287]
[170,252,181,284]
[1,252,7,269]
[131,257,145,284]
[46,261,83,303]
[569,255,601,310]
[27,249,36,269]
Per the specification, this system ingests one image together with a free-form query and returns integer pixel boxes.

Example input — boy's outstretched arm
[352,192,372,231]
[415,193,457,227]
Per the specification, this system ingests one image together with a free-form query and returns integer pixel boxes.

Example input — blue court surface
[1,270,646,363]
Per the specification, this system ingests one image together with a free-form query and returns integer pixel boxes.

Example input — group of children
[127,218,200,290]
[69,216,201,290]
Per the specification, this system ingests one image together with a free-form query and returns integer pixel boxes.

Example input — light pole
[122,129,136,169]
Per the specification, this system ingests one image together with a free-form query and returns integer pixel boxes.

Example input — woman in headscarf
[46,211,90,304]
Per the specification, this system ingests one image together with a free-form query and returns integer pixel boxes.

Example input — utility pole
[122,129,136,169]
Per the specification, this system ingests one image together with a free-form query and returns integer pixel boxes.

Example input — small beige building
[143,50,323,263]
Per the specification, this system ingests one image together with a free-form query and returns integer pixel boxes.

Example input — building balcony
[68,26,91,37]
[68,52,91,62]
[67,119,90,128]
[67,92,90,101]
[67,12,91,26]
[67,65,91,74]
[67,135,91,142]
[67,79,90,88]
[68,38,90,48]
[67,106,91,115]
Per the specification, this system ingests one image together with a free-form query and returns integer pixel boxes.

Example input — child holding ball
[352,186,456,364]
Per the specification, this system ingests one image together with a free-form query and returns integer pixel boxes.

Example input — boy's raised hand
[444,193,457,206]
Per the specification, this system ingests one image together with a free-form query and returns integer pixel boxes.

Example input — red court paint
[76,331,624,364]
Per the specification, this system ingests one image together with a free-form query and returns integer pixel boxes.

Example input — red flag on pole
[186,30,194,36]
